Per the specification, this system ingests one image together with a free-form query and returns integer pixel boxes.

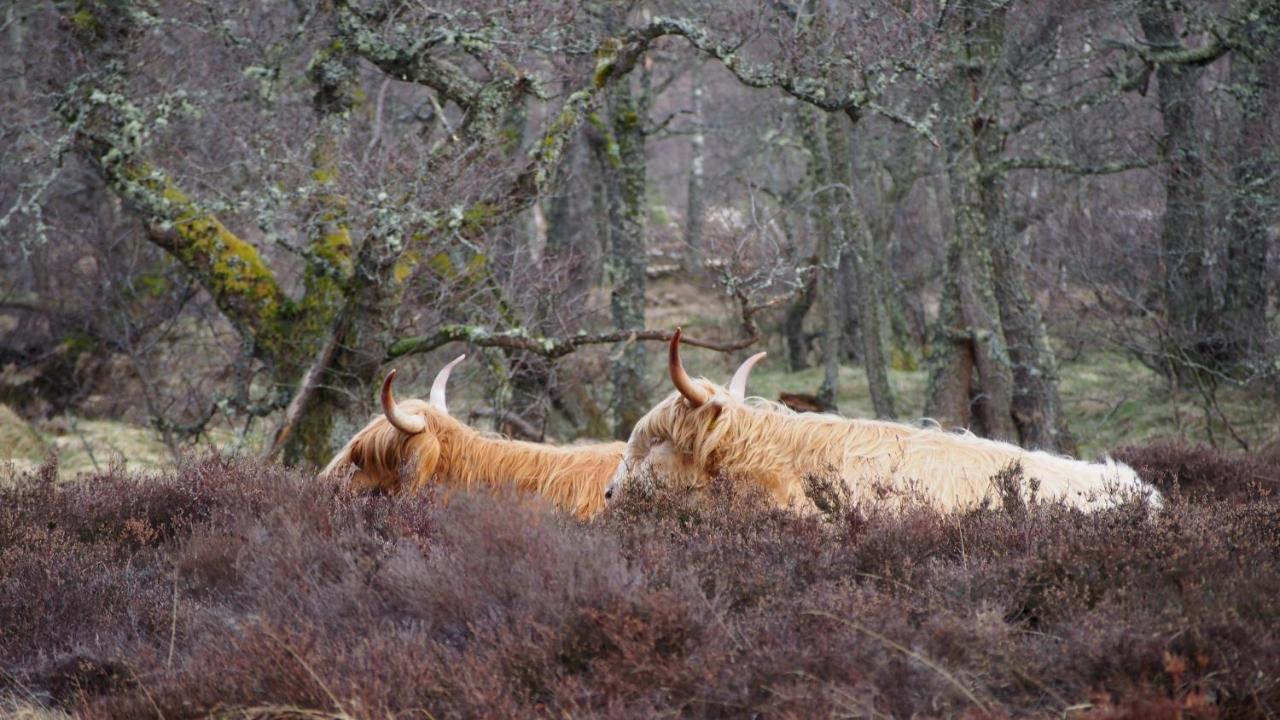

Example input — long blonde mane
[628,383,1157,513]
[323,399,624,520]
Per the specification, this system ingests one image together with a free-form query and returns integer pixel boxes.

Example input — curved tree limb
[985,156,1152,178]
[613,17,935,143]
[334,2,484,108]
[388,294,788,360]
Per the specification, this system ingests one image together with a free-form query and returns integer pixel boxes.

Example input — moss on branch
[117,162,289,354]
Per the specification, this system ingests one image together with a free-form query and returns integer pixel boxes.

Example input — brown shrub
[1113,441,1280,502]
[0,449,1277,718]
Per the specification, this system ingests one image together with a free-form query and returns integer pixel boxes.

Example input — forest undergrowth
[2,444,1279,718]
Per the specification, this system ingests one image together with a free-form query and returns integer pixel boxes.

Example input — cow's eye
[649,436,665,448]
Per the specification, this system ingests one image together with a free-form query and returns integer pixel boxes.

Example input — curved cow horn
[669,327,711,407]
[429,354,467,413]
[382,369,426,434]
[728,351,767,401]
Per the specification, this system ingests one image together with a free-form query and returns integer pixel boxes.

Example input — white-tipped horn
[381,369,426,434]
[728,351,767,401]
[429,354,467,413]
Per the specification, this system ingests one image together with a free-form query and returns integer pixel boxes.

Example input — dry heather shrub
[1113,441,1280,502]
[0,450,1277,718]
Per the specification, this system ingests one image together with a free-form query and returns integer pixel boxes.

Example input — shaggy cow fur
[323,359,624,520]
[606,330,1162,514]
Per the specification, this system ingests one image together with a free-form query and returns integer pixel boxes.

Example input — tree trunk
[1222,13,1280,367]
[283,234,402,468]
[971,88,1074,449]
[987,213,1076,452]
[868,138,918,368]
[799,107,843,411]
[925,0,1018,442]
[921,0,1075,450]
[685,60,706,272]
[283,63,360,467]
[937,117,1016,439]
[784,262,819,371]
[837,252,861,362]
[544,135,602,301]
[924,239,979,430]
[1139,2,1218,371]
[827,111,896,419]
[605,73,649,439]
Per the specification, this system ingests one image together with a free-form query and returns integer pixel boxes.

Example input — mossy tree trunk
[925,0,1016,444]
[603,68,649,439]
[925,0,1074,450]
[280,42,363,467]
[930,59,1016,438]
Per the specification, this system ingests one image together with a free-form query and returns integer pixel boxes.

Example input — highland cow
[323,356,624,519]
[605,329,1162,514]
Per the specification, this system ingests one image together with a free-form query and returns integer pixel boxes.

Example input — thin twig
[804,610,990,713]
[126,663,166,720]
[263,627,349,717]
[65,415,101,474]
[167,566,179,668]
[362,77,392,165]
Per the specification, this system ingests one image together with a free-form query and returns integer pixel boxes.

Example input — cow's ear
[406,433,441,494]
[706,394,730,421]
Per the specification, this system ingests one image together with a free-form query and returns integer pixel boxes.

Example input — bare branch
[986,156,1151,178]
[1100,37,1234,68]
[388,293,788,360]
[259,317,349,464]
[389,325,753,360]
[467,406,551,443]
[608,16,935,143]
[334,2,483,108]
